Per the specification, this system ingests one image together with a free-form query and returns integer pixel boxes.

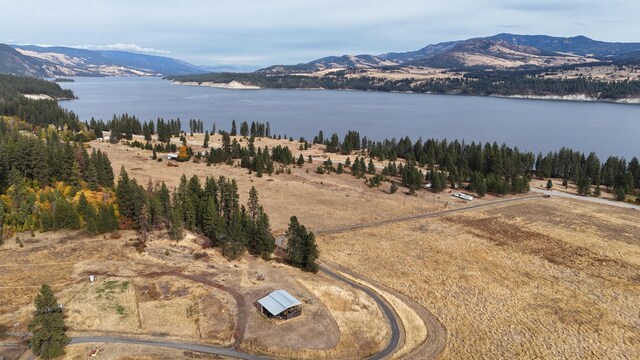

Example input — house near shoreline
[256,290,302,320]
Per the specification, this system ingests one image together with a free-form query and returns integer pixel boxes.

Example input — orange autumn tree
[177,145,190,162]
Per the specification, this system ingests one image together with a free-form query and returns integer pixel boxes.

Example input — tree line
[167,71,640,100]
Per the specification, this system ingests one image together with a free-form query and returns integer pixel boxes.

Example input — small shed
[257,290,302,320]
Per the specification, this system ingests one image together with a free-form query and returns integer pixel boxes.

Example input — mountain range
[0,44,203,77]
[260,34,640,73]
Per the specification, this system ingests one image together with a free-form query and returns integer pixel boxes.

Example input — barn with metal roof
[256,290,302,320]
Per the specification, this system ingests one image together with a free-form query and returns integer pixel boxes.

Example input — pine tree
[248,187,259,221]
[367,159,376,174]
[230,120,237,136]
[169,203,184,240]
[252,209,275,259]
[286,216,319,273]
[28,284,69,359]
[116,166,133,219]
[577,176,591,196]
[222,210,246,260]
[158,182,171,220]
[390,182,398,194]
[139,203,150,243]
[203,130,210,148]
[77,193,95,224]
[546,179,553,190]
[68,160,82,194]
[96,203,119,234]
[594,184,602,197]
[86,161,99,191]
[201,197,219,240]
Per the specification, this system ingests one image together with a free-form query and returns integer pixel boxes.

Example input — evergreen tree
[139,203,150,243]
[85,161,99,191]
[615,185,627,201]
[577,176,592,196]
[68,160,82,194]
[169,202,184,240]
[367,159,376,174]
[53,199,80,230]
[203,130,210,148]
[116,166,133,219]
[28,284,69,360]
[240,121,249,137]
[158,182,171,220]
[222,210,246,260]
[77,193,95,224]
[390,182,398,194]
[96,203,119,234]
[286,216,319,272]
[546,179,553,190]
[251,209,275,259]
[230,120,237,136]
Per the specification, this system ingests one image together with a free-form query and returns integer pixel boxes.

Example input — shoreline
[170,80,260,90]
[169,80,640,105]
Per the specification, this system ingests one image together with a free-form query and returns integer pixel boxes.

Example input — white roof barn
[257,290,302,320]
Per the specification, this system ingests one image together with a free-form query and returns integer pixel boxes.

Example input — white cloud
[75,43,171,54]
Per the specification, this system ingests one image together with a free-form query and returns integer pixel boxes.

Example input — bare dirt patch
[1,227,388,359]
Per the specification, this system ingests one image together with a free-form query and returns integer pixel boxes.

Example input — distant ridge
[0,44,203,77]
[259,34,640,73]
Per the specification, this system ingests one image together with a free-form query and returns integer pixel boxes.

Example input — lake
[59,76,639,160]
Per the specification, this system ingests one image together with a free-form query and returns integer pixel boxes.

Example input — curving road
[69,336,268,359]
[66,195,545,360]
[319,263,401,360]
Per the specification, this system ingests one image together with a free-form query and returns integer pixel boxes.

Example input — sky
[2,0,639,69]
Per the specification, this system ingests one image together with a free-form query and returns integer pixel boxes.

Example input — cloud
[595,17,621,24]
[75,43,171,54]
[498,23,523,29]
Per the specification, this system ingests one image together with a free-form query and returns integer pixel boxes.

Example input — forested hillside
[0,74,75,100]
[168,70,640,101]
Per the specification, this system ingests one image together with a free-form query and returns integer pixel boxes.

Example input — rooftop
[257,289,302,316]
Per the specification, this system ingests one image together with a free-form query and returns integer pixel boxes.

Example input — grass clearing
[318,197,640,359]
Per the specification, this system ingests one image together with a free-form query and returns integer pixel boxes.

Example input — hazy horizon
[3,0,639,68]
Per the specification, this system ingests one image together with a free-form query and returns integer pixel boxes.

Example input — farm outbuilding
[257,290,302,320]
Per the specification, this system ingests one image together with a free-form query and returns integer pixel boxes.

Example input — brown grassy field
[318,197,640,359]
[3,134,638,359]
[89,133,501,231]
[0,229,389,359]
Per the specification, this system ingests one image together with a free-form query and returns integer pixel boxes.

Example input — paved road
[69,337,269,360]
[531,188,640,209]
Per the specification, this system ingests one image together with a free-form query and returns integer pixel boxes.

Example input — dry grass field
[89,133,493,231]
[0,228,389,359]
[318,197,640,359]
[3,134,638,359]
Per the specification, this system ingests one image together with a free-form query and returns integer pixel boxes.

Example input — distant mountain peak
[259,34,640,73]
[0,44,204,77]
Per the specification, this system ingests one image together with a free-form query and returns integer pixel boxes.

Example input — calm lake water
[60,76,639,160]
